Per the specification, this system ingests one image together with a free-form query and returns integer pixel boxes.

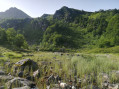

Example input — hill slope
[0,7,31,19]
[0,6,119,51]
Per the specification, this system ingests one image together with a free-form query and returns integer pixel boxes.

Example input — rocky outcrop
[53,6,87,22]
[13,58,38,75]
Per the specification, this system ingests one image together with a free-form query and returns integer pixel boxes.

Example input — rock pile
[0,58,39,89]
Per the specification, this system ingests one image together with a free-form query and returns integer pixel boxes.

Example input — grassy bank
[80,46,119,53]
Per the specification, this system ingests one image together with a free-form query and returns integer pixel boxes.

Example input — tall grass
[1,45,119,88]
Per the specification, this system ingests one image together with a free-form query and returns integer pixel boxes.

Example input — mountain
[53,6,91,22]
[0,7,31,19]
[0,6,119,51]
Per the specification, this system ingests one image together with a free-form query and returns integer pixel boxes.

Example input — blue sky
[0,0,119,17]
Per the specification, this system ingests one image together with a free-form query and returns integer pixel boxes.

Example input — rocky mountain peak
[0,7,31,19]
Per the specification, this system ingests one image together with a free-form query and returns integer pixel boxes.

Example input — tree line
[0,27,28,49]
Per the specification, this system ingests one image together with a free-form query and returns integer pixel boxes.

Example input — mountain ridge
[0,7,31,19]
[0,6,119,50]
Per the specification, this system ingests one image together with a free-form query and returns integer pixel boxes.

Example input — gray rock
[101,81,109,89]
[108,84,119,89]
[33,69,40,78]
[18,71,24,77]
[13,58,38,75]
[0,70,5,75]
[0,55,4,57]
[6,77,36,89]
[13,86,39,89]
[13,86,30,89]
[77,54,80,56]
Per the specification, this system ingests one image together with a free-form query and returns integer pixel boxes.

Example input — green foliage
[14,34,27,48]
[1,7,119,51]
[40,22,83,51]
[99,41,112,48]
[0,27,28,49]
[0,27,7,44]
[0,18,49,44]
[6,28,16,45]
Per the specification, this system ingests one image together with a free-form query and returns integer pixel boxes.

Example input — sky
[0,0,119,17]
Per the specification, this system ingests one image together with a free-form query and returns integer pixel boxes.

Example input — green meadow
[1,46,119,88]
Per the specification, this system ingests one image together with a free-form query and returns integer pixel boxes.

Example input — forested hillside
[0,6,119,51]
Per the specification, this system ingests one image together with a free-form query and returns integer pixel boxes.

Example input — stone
[13,58,38,75]
[13,86,38,89]
[6,77,36,89]
[26,75,34,81]
[12,86,30,89]
[18,71,24,77]
[101,81,109,89]
[108,84,119,89]
[0,70,5,75]
[77,54,80,56]
[33,69,40,78]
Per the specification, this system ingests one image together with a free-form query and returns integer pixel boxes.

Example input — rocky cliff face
[53,6,88,22]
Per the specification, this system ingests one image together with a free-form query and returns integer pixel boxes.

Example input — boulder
[6,77,36,89]
[13,58,38,75]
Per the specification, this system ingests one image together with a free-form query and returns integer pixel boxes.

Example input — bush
[99,41,112,48]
